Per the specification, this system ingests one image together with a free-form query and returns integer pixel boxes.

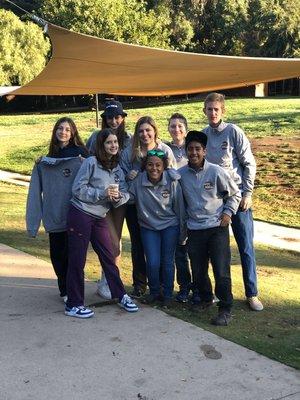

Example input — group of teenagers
[26,92,263,326]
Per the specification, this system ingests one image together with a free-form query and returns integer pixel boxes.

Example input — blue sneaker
[65,305,94,318]
[118,294,139,312]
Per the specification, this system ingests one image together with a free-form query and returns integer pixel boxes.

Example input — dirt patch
[251,137,300,153]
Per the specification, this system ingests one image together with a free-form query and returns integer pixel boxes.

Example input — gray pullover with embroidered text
[26,156,83,237]
[179,160,241,230]
[70,156,129,218]
[202,121,256,196]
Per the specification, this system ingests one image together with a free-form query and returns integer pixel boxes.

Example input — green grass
[0,97,299,226]
[0,181,299,369]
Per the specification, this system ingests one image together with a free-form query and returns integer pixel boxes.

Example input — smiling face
[55,121,72,147]
[168,118,187,146]
[103,133,119,157]
[138,123,156,147]
[105,114,124,130]
[203,101,224,127]
[187,141,206,169]
[145,155,164,184]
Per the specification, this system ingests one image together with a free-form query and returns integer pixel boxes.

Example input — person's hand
[127,170,139,181]
[35,156,42,164]
[219,213,231,227]
[239,195,252,211]
[78,155,85,163]
[106,185,120,201]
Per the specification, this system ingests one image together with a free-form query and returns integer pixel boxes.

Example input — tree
[0,9,50,86]
[40,0,172,49]
[245,0,300,58]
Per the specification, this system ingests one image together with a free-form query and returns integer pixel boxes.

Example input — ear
[202,107,206,115]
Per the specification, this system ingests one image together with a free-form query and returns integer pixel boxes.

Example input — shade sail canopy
[2,23,300,96]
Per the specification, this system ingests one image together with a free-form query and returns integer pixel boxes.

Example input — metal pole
[95,93,99,127]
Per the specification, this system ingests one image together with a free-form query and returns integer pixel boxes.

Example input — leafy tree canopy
[0,9,50,85]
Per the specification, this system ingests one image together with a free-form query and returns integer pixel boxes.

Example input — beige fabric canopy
[3,23,300,96]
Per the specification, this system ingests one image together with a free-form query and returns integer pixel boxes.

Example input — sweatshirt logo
[114,174,120,183]
[204,181,214,190]
[161,189,170,198]
[62,168,71,177]
[221,141,228,150]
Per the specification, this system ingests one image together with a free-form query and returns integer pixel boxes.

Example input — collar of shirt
[209,120,227,133]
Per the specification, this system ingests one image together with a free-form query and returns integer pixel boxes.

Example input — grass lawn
[0,181,299,369]
[0,97,299,226]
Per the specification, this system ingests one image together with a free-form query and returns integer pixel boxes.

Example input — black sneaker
[130,288,145,299]
[176,290,189,303]
[141,294,161,305]
[162,297,172,309]
[211,310,232,326]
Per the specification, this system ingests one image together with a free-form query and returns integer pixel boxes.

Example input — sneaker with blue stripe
[65,305,94,318]
[118,294,139,312]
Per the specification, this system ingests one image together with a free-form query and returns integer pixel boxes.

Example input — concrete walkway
[0,243,299,400]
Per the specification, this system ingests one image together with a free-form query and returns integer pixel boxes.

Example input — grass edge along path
[0,181,299,369]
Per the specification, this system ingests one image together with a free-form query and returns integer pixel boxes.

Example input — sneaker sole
[65,311,94,318]
[118,304,139,312]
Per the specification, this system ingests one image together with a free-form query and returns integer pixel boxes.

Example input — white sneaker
[247,296,263,311]
[65,305,94,318]
[118,294,139,312]
[97,273,112,300]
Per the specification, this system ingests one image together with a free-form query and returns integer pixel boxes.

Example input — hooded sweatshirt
[26,156,83,237]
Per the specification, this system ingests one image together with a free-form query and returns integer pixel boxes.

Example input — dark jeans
[187,226,233,311]
[175,243,191,292]
[125,204,147,292]
[49,231,68,297]
[66,205,126,308]
[231,208,258,297]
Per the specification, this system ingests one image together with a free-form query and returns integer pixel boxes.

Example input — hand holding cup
[107,183,120,201]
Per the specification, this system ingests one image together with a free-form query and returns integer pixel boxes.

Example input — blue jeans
[187,226,233,311]
[175,243,191,292]
[140,225,179,299]
[231,208,258,297]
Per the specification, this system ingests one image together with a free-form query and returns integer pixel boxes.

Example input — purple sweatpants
[66,205,126,307]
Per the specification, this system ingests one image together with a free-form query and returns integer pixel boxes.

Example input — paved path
[0,243,299,400]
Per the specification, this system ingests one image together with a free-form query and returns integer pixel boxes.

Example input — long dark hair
[48,117,86,157]
[101,117,126,150]
[95,128,119,170]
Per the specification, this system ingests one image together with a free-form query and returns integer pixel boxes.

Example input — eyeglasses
[147,149,166,158]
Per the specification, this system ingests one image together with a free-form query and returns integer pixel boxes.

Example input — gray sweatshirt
[165,141,188,169]
[179,160,241,231]
[86,129,132,155]
[129,169,185,234]
[202,121,256,196]
[26,156,83,237]
[70,156,129,218]
[120,142,176,179]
